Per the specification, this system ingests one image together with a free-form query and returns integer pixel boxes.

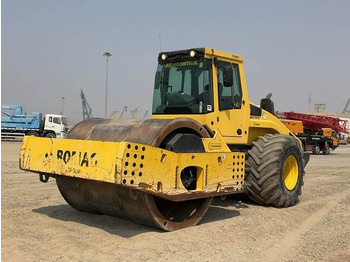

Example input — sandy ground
[1,141,350,262]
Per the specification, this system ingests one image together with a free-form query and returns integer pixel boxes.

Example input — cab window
[217,61,242,110]
[61,117,67,125]
[152,58,214,114]
[49,117,52,122]
[53,117,61,124]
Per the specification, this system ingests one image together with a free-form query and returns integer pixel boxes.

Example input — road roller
[20,47,309,231]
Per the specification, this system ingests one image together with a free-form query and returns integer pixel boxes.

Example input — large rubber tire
[27,131,39,137]
[313,144,321,155]
[246,134,305,207]
[45,132,56,138]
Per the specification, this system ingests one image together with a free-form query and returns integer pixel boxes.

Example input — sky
[2,0,350,124]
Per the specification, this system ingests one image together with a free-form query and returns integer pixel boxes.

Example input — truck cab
[320,128,339,148]
[44,114,69,138]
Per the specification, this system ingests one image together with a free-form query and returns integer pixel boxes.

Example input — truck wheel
[27,131,39,137]
[246,134,305,207]
[323,147,331,155]
[313,144,321,155]
[45,133,56,138]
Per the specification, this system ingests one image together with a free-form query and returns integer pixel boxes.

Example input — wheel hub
[283,155,299,190]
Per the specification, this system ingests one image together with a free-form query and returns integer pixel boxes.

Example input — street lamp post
[61,97,65,115]
[103,52,112,118]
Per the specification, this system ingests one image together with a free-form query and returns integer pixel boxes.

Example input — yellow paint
[153,47,250,144]
[202,130,231,152]
[332,137,339,147]
[152,48,250,144]
[283,155,299,190]
[19,47,305,202]
[20,136,245,198]
[322,128,332,137]
[153,47,301,148]
[280,119,304,134]
[322,128,339,147]
[247,109,300,145]
[20,136,123,184]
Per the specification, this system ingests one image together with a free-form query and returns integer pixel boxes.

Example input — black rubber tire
[246,134,305,207]
[27,131,39,137]
[323,147,331,155]
[45,133,56,138]
[313,144,321,155]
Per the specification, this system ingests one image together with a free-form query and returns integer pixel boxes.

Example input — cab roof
[158,47,243,63]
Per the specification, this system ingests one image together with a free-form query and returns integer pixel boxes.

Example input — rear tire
[246,134,304,207]
[45,132,56,138]
[27,131,39,137]
[313,144,321,155]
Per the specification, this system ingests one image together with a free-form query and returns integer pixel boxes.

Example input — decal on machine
[55,150,97,167]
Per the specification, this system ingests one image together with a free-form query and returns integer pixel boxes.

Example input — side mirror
[154,71,161,89]
[223,65,233,87]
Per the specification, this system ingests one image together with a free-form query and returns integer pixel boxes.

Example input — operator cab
[152,48,243,115]
[153,50,214,115]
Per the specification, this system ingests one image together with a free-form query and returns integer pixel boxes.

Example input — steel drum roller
[56,118,213,231]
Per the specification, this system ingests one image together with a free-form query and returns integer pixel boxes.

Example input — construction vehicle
[281,111,347,134]
[19,48,309,231]
[80,89,93,120]
[280,119,304,134]
[342,98,350,114]
[2,105,68,139]
[280,119,338,154]
[109,106,128,120]
[119,106,128,120]
[143,110,149,120]
[321,128,339,149]
[279,112,347,154]
[338,133,350,145]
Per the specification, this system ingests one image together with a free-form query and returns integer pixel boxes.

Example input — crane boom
[343,99,350,114]
[80,90,93,120]
[282,111,347,134]
[118,106,127,120]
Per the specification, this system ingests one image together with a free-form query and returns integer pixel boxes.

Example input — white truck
[1,105,69,139]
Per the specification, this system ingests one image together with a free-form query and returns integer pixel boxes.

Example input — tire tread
[246,134,305,207]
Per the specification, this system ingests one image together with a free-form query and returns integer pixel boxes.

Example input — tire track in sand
[261,188,350,262]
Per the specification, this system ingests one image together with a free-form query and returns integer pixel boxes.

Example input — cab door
[44,115,61,132]
[215,61,249,143]
[45,116,55,129]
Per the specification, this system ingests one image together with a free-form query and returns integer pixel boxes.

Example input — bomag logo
[56,150,97,167]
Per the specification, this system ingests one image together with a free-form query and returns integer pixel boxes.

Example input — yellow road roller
[20,48,309,231]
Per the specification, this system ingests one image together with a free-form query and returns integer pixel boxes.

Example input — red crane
[281,112,347,134]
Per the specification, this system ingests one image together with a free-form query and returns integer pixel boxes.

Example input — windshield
[61,117,67,125]
[152,58,213,114]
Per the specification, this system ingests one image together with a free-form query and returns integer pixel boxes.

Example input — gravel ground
[1,141,350,262]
